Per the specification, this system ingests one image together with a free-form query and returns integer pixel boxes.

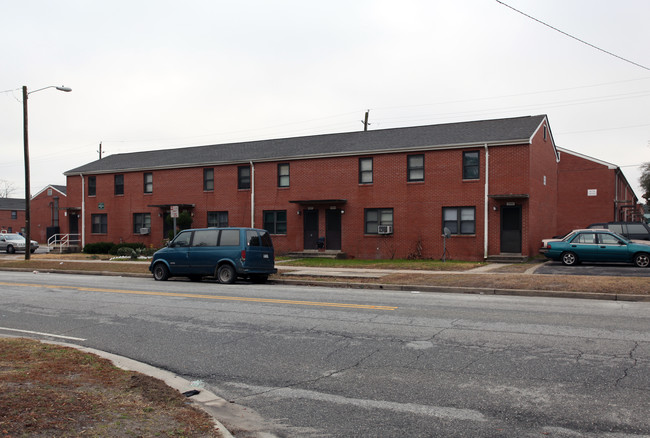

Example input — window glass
[219,229,240,246]
[88,176,96,196]
[627,224,647,233]
[599,233,621,245]
[114,174,124,195]
[259,231,273,248]
[91,214,107,234]
[407,155,424,182]
[133,213,151,233]
[263,210,287,234]
[278,164,290,187]
[172,231,192,247]
[238,166,251,189]
[144,173,153,194]
[207,211,228,227]
[442,207,475,235]
[608,224,624,234]
[204,168,214,191]
[365,208,393,234]
[359,158,373,184]
[192,230,219,247]
[247,230,261,246]
[573,233,596,244]
[463,151,480,180]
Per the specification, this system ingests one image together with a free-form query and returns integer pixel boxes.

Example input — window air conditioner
[377,225,393,235]
[140,228,150,235]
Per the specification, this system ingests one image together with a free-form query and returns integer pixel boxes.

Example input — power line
[496,0,650,71]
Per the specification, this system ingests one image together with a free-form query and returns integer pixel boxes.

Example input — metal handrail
[47,233,81,253]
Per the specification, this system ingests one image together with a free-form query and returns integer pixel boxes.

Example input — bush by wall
[82,242,115,254]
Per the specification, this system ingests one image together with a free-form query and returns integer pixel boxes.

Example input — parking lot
[537,261,650,277]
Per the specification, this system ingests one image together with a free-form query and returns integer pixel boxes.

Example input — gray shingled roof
[0,198,25,211]
[65,115,547,175]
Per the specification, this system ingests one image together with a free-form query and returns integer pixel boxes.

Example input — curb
[50,340,234,438]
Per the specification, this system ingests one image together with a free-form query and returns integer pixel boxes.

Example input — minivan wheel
[634,253,650,268]
[217,264,236,284]
[561,251,578,266]
[153,263,169,281]
[250,274,269,284]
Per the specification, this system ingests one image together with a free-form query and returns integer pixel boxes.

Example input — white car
[0,233,39,254]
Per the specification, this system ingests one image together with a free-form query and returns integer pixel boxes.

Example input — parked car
[542,229,650,267]
[0,233,39,254]
[587,221,650,241]
[149,227,277,283]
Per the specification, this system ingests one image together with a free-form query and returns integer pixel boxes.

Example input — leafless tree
[0,180,17,198]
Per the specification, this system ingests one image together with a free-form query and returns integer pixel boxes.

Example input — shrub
[109,243,146,255]
[116,247,137,259]
[83,242,115,254]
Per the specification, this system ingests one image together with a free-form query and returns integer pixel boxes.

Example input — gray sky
[1,0,649,199]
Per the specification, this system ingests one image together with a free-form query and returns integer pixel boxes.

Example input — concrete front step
[486,254,529,263]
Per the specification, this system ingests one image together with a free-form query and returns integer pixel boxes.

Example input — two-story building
[60,114,562,261]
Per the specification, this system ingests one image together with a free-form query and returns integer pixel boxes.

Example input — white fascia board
[557,147,618,170]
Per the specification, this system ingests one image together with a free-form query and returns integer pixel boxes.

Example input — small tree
[641,162,650,205]
[0,180,17,198]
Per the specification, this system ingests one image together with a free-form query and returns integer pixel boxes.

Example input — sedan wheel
[561,251,578,266]
[7,245,15,254]
[634,253,650,268]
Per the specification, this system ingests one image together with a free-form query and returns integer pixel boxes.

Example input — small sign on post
[170,206,179,237]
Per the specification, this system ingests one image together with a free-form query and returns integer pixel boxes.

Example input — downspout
[483,144,489,260]
[80,173,85,248]
[249,161,255,228]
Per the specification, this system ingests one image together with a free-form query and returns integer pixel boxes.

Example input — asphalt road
[1,271,649,437]
[537,261,650,276]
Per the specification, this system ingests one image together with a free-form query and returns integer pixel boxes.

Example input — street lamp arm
[28,85,72,95]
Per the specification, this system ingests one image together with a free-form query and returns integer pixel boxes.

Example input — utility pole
[98,142,103,160]
[362,110,370,131]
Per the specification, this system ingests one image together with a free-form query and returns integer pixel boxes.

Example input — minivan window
[192,230,219,247]
[219,229,240,246]
[608,224,624,234]
[246,230,260,246]
[172,231,192,247]
[627,224,647,233]
[260,231,273,247]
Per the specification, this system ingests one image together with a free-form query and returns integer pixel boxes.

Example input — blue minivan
[149,227,277,284]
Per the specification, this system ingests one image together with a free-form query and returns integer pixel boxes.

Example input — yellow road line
[0,281,398,311]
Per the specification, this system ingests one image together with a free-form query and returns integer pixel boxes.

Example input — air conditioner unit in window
[377,225,393,234]
[140,228,150,235]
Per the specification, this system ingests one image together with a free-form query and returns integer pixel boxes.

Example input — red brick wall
[557,152,615,235]
[30,188,68,244]
[0,209,24,234]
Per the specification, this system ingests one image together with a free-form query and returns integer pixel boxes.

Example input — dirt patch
[0,337,223,437]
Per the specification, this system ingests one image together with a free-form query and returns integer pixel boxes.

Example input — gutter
[484,144,489,260]
[249,161,255,228]
[80,173,85,248]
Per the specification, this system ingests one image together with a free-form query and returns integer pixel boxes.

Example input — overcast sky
[1,0,649,200]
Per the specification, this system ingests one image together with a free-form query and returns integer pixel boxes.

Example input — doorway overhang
[488,194,529,199]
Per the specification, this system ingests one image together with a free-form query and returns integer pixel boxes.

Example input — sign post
[170,206,179,237]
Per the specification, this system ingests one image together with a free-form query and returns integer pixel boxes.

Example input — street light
[23,85,72,260]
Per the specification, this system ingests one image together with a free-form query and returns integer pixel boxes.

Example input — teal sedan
[543,229,650,267]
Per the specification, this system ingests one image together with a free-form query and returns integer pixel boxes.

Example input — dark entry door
[303,210,319,249]
[500,205,522,253]
[69,214,78,235]
[326,209,342,250]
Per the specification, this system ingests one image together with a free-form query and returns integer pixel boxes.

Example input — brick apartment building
[0,198,25,234]
[17,114,643,261]
[556,148,643,235]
